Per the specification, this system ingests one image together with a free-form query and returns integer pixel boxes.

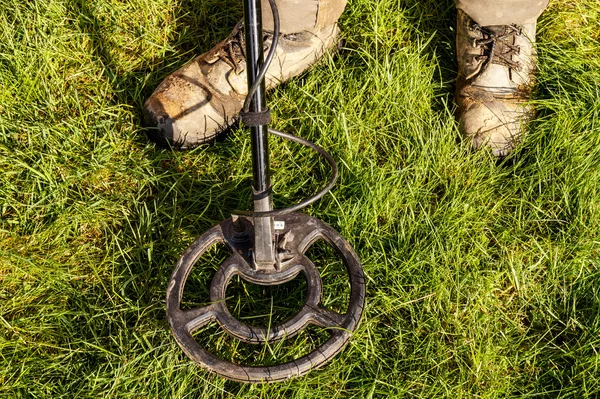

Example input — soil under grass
[1,0,599,397]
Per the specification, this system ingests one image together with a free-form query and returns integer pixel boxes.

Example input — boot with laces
[144,0,347,149]
[455,9,538,157]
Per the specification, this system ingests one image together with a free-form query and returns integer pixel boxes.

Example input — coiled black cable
[236,0,339,218]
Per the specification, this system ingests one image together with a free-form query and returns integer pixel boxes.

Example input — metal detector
[165,0,366,383]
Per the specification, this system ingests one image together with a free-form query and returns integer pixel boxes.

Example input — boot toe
[143,71,229,149]
[143,97,179,147]
[459,101,532,157]
[143,96,208,149]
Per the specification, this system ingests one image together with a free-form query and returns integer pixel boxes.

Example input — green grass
[1,0,599,397]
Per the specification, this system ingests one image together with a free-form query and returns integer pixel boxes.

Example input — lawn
[1,0,599,397]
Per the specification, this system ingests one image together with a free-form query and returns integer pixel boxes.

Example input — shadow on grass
[62,0,251,244]
[65,0,242,106]
[64,0,250,223]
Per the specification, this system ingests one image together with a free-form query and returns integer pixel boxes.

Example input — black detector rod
[243,0,271,202]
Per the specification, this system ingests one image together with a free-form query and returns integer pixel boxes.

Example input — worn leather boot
[455,9,537,157]
[144,0,346,149]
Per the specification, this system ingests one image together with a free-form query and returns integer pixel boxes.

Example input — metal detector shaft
[243,0,275,270]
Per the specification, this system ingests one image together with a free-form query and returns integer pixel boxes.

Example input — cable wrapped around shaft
[236,0,339,218]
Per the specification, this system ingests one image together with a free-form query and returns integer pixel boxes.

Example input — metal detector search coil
[165,0,366,383]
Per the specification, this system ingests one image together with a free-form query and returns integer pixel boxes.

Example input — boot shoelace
[219,22,246,73]
[219,23,274,78]
[467,23,523,81]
